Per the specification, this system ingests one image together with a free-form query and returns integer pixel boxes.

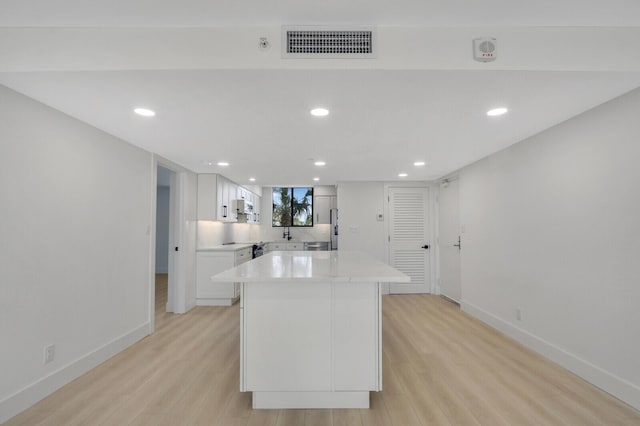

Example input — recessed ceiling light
[217,161,229,167]
[314,161,326,166]
[413,161,425,166]
[134,107,155,117]
[487,107,508,116]
[310,108,329,117]
[313,177,320,181]
[398,173,408,177]
[249,178,256,182]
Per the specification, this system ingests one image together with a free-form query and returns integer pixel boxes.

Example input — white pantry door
[388,187,430,294]
[438,179,461,303]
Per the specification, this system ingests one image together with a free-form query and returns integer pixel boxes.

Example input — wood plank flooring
[5,280,640,425]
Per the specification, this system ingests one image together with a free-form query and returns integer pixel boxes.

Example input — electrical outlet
[44,344,55,364]
[516,308,523,322]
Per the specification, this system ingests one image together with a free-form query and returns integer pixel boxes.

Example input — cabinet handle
[223,205,227,218]
[317,213,319,222]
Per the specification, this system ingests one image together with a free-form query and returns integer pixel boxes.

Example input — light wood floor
[6,284,640,425]
[154,274,172,332]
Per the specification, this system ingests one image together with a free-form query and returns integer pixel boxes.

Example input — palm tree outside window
[272,187,313,227]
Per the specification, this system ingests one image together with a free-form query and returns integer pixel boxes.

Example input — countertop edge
[197,243,254,252]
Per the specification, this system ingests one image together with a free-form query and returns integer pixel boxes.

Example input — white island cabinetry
[212,250,409,409]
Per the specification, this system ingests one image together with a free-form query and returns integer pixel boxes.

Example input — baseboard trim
[0,323,150,424]
[461,301,640,411]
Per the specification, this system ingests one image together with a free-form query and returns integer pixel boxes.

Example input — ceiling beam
[1,26,639,72]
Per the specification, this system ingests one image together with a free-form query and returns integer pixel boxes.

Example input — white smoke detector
[473,37,497,62]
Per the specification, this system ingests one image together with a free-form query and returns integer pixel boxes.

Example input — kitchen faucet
[282,227,292,241]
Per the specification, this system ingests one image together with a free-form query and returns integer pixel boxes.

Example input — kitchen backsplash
[197,221,260,249]
[259,224,331,243]
[197,221,331,249]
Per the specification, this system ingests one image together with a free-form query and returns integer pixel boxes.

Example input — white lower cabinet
[196,247,252,305]
[266,242,304,252]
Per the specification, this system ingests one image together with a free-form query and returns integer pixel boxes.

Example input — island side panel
[333,281,381,391]
[243,281,333,392]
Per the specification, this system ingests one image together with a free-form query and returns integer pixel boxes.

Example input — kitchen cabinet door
[197,248,250,305]
[196,252,235,299]
[253,194,261,224]
[315,196,331,224]
[226,180,238,222]
[269,242,287,251]
[214,177,237,223]
[216,177,228,221]
[197,174,219,220]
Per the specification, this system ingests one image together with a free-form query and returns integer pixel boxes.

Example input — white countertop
[211,250,410,283]
[197,243,254,252]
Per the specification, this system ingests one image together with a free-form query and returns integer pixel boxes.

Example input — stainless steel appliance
[303,241,330,251]
[330,208,338,250]
[252,242,265,258]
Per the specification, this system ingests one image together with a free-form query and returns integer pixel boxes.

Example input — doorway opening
[155,165,174,330]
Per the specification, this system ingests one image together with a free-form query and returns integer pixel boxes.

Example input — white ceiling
[1,1,640,186]
[1,0,640,27]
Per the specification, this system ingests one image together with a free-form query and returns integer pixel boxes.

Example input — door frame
[435,174,461,303]
[384,182,438,294]
[148,155,189,334]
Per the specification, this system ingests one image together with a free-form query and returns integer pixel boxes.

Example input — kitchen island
[211,250,409,409]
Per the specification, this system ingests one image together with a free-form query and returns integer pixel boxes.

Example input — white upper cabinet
[226,180,239,222]
[197,173,260,223]
[254,194,261,224]
[197,174,236,222]
[314,195,337,225]
[197,174,220,221]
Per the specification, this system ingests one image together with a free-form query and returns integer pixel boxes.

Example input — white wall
[0,85,153,422]
[337,182,388,262]
[458,87,640,409]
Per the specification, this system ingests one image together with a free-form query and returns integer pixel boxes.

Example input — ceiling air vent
[282,26,376,59]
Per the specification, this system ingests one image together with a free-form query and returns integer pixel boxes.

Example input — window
[272,187,314,227]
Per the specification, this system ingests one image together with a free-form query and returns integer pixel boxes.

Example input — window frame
[271,187,314,227]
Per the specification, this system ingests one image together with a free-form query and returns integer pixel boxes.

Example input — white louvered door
[388,187,430,294]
